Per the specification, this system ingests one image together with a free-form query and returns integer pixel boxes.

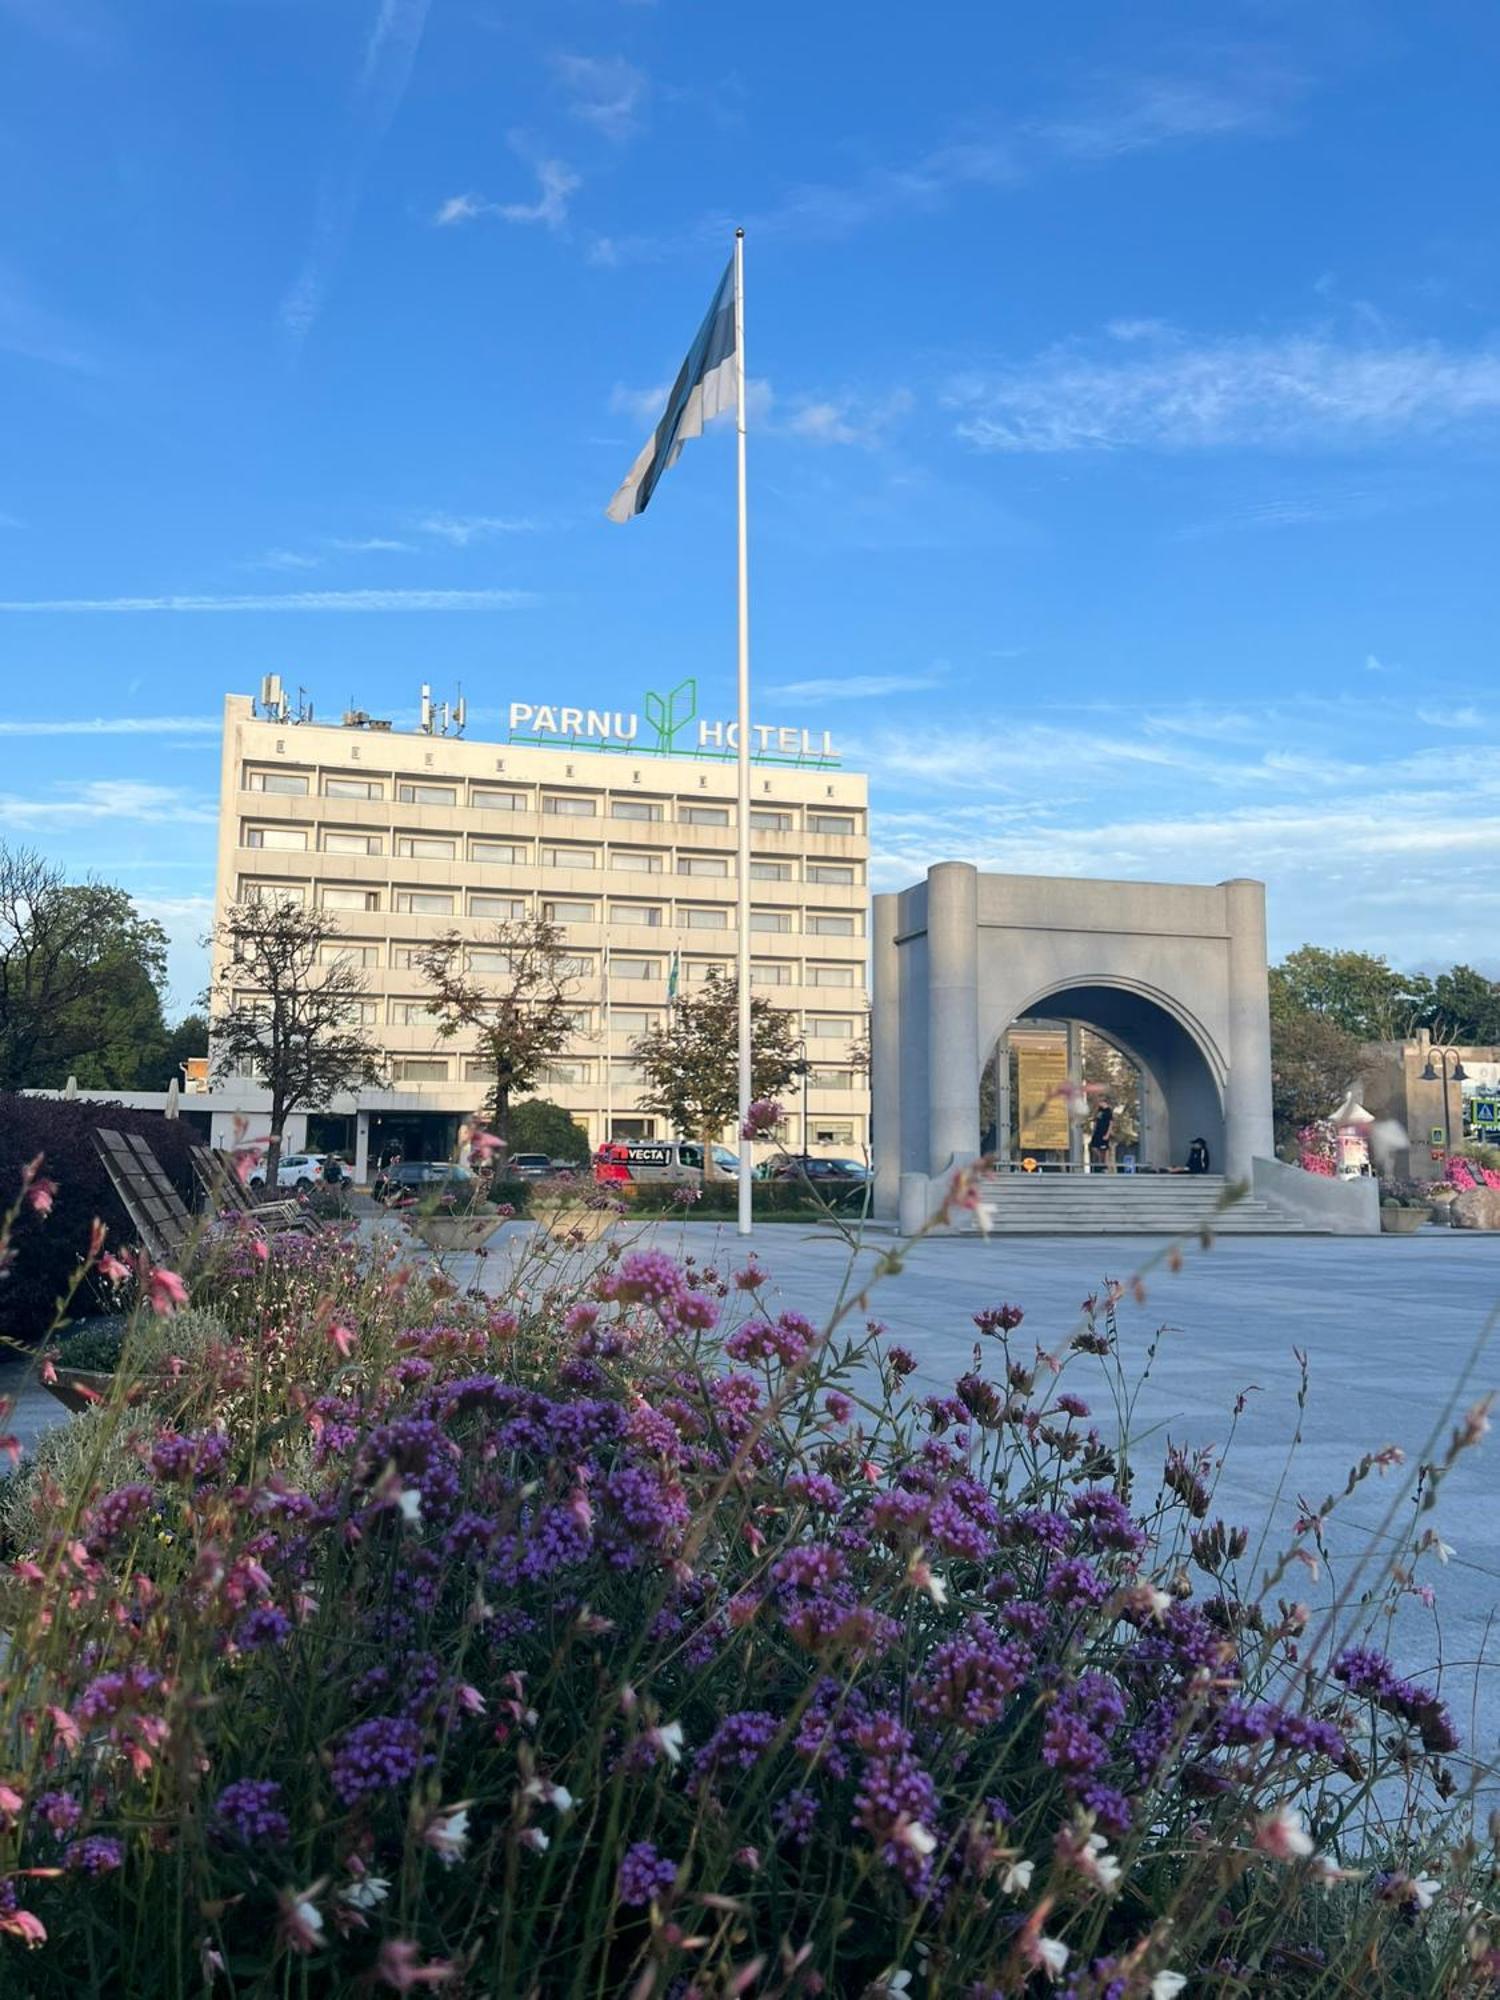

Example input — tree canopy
[631,973,807,1169]
[1269,946,1434,1044]
[419,917,577,1139]
[506,1098,591,1165]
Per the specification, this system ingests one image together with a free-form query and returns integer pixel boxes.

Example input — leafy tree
[419,917,577,1141]
[507,1097,591,1165]
[1425,964,1500,1046]
[1270,947,1432,1043]
[1268,985,1365,1149]
[631,972,807,1175]
[0,842,171,1090]
[209,900,385,1182]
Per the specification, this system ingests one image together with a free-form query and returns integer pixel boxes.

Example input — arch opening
[980,981,1225,1173]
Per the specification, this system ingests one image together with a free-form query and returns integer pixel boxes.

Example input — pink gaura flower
[98,1253,132,1287]
[25,1177,58,1218]
[277,1882,328,1954]
[146,1267,189,1316]
[376,1939,458,1990]
[327,1322,357,1359]
[0,1906,46,1947]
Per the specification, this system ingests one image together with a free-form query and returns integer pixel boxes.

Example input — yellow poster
[1017,1042,1069,1150]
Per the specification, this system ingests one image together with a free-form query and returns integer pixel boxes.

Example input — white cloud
[416,514,540,545]
[1416,704,1483,729]
[1032,75,1290,162]
[785,388,914,446]
[437,153,580,233]
[330,536,415,553]
[769,671,947,705]
[250,548,324,571]
[0,588,535,613]
[609,379,671,426]
[0,714,219,737]
[553,52,648,140]
[948,326,1500,453]
[0,780,217,829]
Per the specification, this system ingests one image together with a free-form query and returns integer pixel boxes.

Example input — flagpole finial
[736,226,744,238]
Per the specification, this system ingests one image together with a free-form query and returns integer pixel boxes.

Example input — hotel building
[210,689,870,1170]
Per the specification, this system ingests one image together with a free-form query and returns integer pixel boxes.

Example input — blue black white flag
[606,258,737,522]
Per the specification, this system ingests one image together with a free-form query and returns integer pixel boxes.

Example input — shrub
[0,1095,197,1342]
[0,1179,1491,1993]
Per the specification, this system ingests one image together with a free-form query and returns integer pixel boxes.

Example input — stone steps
[971,1173,1315,1235]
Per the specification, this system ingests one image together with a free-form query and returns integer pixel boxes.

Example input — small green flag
[667,950,680,1003]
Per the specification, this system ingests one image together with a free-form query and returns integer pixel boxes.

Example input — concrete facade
[212,693,870,1158]
[1359,1032,1500,1179]
[873,866,1278,1220]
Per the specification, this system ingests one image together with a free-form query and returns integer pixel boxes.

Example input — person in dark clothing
[1089,1101,1114,1170]
[1187,1136,1210,1174]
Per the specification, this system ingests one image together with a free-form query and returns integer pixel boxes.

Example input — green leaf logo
[644,678,698,752]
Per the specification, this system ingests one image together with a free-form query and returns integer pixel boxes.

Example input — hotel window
[241,879,306,905]
[472,789,526,812]
[321,885,380,912]
[750,858,793,881]
[324,775,384,800]
[807,1016,855,1040]
[751,959,793,985]
[470,893,526,920]
[813,1120,857,1147]
[470,839,528,864]
[562,1007,593,1033]
[681,804,730,826]
[388,1000,431,1026]
[468,948,514,974]
[808,963,859,987]
[808,862,858,885]
[810,1067,855,1090]
[678,853,730,877]
[394,1056,449,1081]
[397,782,457,807]
[809,811,857,836]
[336,1000,380,1027]
[681,906,728,930]
[610,848,663,872]
[558,953,597,977]
[464,1057,496,1081]
[543,899,597,924]
[610,955,661,981]
[396,834,457,860]
[610,902,663,927]
[611,797,663,822]
[543,1060,594,1087]
[543,795,598,818]
[318,941,379,967]
[322,830,382,856]
[686,958,730,981]
[246,769,309,795]
[541,844,599,868]
[393,889,455,915]
[243,825,308,850]
[389,943,421,968]
[610,1116,657,1140]
[807,913,858,936]
[611,1007,659,1035]
[610,1060,644,1087]
[750,808,793,832]
[751,909,794,934]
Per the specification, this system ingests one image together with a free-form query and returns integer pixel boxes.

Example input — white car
[248,1152,323,1190]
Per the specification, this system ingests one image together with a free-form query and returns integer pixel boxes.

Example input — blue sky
[3,0,1499,1010]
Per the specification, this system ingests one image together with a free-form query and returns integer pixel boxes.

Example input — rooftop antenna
[293,684,314,725]
[419,682,435,734]
[257,673,288,722]
[452,686,467,737]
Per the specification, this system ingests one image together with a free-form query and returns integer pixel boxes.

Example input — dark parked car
[372,1160,477,1204]
[767,1156,870,1185]
[509,1153,562,1180]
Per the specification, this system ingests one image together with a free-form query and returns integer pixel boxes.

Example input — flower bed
[0,1165,1492,1994]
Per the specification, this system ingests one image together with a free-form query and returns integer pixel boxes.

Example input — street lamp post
[1420,1045,1468,1160]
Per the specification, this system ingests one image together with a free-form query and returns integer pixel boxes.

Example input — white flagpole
[734,227,753,1237]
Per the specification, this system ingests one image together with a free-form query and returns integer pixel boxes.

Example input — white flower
[523,1778,574,1812]
[1411,1873,1441,1911]
[520,1825,550,1853]
[1037,1935,1070,1979]
[1256,1807,1314,1861]
[906,1555,947,1606]
[425,1805,470,1866]
[396,1487,422,1526]
[338,1874,390,1912]
[879,1974,913,1996]
[1082,1832,1122,1892]
[1150,1974,1189,2000]
[895,1817,937,1857]
[999,1857,1035,1895]
[650,1721,685,1766]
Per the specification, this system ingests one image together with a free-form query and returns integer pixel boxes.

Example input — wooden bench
[94,1129,196,1267]
[189,1145,311,1232]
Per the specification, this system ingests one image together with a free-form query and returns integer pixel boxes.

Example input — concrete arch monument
[870,865,1359,1229]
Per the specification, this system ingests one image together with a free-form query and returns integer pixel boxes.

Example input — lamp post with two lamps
[1420,1045,1468,1160]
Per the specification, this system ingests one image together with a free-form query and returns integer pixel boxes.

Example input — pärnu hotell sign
[506,678,840,767]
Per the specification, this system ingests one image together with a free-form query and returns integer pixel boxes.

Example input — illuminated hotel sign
[507,678,840,766]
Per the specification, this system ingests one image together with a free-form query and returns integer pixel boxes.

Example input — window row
[238,879,862,934]
[244,769,859,836]
[309,939,862,989]
[240,824,859,884]
[381,1054,863,1087]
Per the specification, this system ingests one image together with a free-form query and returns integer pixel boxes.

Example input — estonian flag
[606,258,737,522]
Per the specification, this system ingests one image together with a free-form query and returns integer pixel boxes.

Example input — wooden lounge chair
[94,1129,196,1267]
[189,1145,311,1232]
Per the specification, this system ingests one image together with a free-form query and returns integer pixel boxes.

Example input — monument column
[926,862,981,1175]
[871,893,903,1220]
[1220,877,1276,1182]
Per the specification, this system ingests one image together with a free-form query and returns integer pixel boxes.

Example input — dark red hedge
[0,1095,198,1344]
